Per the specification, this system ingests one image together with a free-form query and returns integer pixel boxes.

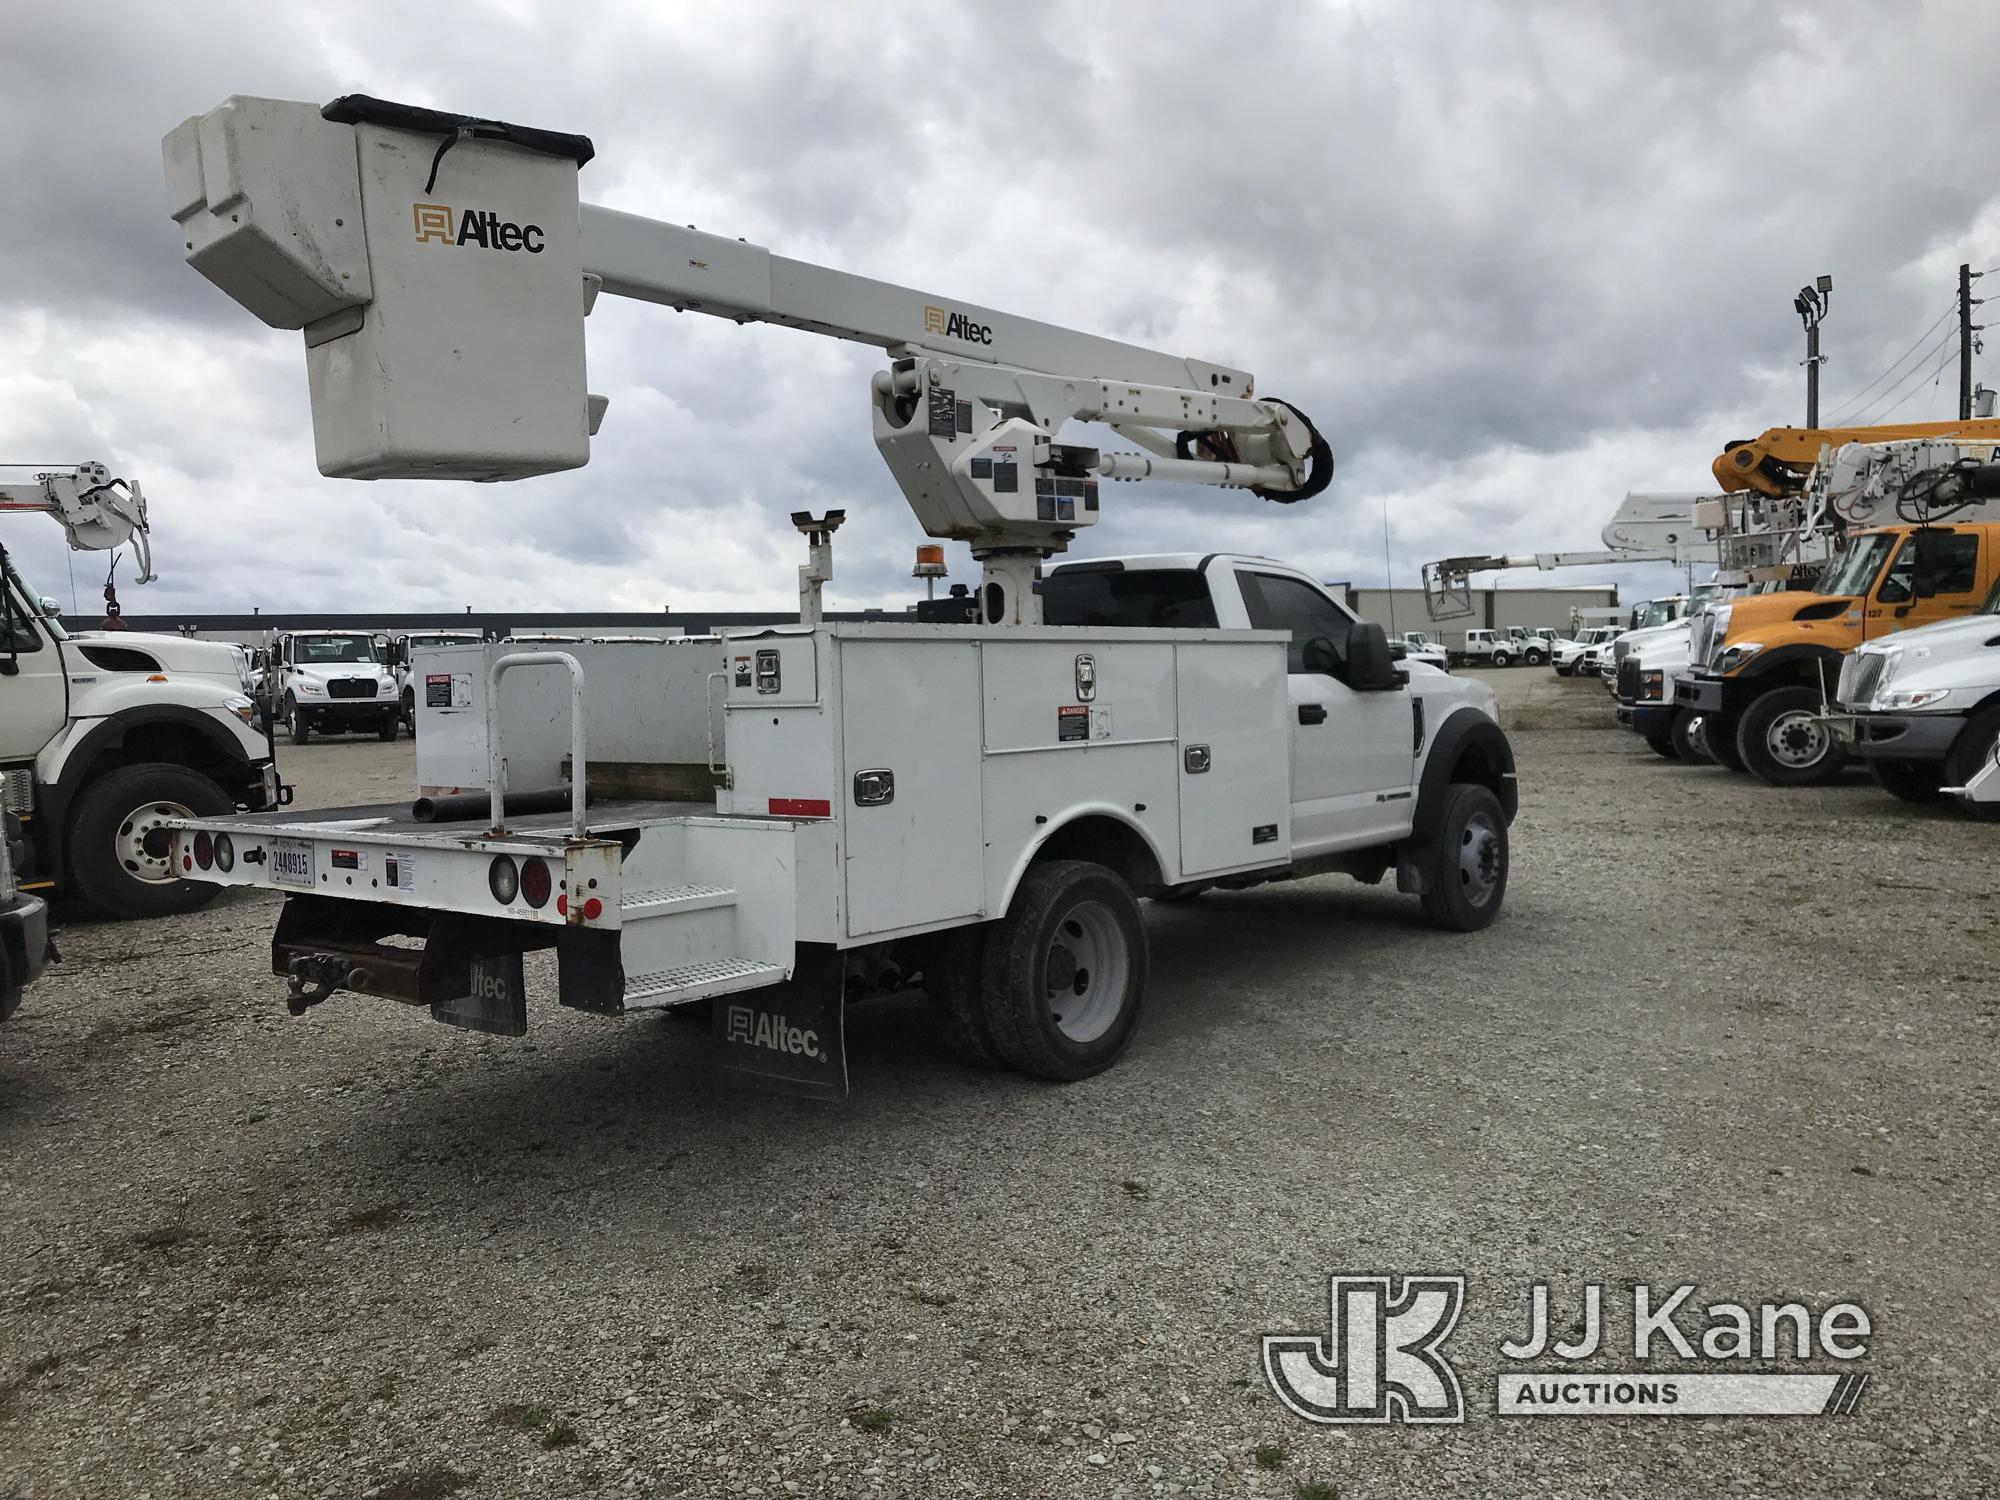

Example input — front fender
[1731,644,1845,691]
[37,702,264,789]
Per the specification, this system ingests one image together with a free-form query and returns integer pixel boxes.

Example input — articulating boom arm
[0,462,154,583]
[164,94,1331,624]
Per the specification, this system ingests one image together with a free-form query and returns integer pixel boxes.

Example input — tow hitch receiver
[272,897,545,1036]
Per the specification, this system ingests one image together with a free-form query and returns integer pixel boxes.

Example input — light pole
[1795,274,1832,428]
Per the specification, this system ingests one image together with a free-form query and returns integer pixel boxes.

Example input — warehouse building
[1334,585,1621,648]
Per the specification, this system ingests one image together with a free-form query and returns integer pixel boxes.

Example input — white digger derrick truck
[1,463,279,924]
[159,94,1517,1098]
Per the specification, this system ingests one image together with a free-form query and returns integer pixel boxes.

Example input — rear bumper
[1826,709,1965,762]
[0,891,51,1020]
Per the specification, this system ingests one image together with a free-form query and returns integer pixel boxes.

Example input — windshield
[1637,601,1679,628]
[1689,584,1728,609]
[1,549,68,642]
[295,634,379,665]
[1817,533,1895,597]
[408,635,473,649]
[1405,632,1430,646]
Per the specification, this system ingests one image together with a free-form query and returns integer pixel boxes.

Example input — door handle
[1297,703,1328,725]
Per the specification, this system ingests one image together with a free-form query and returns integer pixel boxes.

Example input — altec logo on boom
[923,304,994,345]
[412,203,546,253]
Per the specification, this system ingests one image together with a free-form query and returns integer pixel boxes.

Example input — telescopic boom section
[0,462,154,582]
[163,94,1331,623]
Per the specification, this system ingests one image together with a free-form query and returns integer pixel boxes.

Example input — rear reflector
[768,798,831,818]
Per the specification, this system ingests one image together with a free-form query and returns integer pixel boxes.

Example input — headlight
[1642,670,1664,701]
[225,694,254,723]
[1717,642,1764,674]
[1877,688,1952,711]
[296,679,325,696]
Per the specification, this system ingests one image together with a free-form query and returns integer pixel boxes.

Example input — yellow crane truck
[1676,520,2000,783]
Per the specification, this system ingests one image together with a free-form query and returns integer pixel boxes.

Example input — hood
[1716,589,1856,641]
[1853,611,2000,657]
[66,631,245,680]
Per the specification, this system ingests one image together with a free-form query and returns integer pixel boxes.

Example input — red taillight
[768,797,831,818]
[556,894,567,917]
[193,831,214,870]
[520,857,552,909]
[581,897,602,921]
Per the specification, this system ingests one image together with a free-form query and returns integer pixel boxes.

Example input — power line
[1847,323,1960,425]
[1825,298,1957,423]
[1866,336,1961,423]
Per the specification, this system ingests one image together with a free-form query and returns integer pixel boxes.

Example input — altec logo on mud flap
[412,203,546,253]
[725,1003,821,1059]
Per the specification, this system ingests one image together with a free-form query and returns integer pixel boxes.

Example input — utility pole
[1960,263,1984,421]
[1795,274,1832,428]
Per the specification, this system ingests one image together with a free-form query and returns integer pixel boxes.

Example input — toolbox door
[840,640,985,938]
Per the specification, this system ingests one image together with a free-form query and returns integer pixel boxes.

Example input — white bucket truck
[2,464,279,917]
[159,94,1518,1096]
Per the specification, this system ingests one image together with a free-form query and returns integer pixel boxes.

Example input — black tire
[403,690,418,737]
[1646,734,1676,759]
[1554,662,1572,677]
[1524,648,1547,667]
[377,716,400,742]
[1705,713,1746,772]
[284,694,310,745]
[1491,650,1513,668]
[1671,709,1706,764]
[1867,757,1943,803]
[919,926,1005,1068]
[1944,702,2000,822]
[977,860,1146,1081]
[66,764,231,919]
[1735,685,1846,786]
[1416,783,1509,932]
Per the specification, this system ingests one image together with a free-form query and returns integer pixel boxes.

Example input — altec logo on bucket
[412,203,546,253]
[725,1003,821,1060]
[923,304,993,345]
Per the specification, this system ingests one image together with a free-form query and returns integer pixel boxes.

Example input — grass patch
[853,1407,894,1433]
[540,1417,582,1450]
[1294,1482,1339,1500]
[1254,1442,1288,1471]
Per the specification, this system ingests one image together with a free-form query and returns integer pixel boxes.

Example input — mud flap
[431,952,528,1037]
[710,946,847,1101]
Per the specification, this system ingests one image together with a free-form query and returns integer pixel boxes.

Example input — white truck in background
[1832,586,2000,819]
[2,464,280,919]
[262,629,403,743]
[1553,626,1621,676]
[158,91,1521,1097]
[393,628,485,731]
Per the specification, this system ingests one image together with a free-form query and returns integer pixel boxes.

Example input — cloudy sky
[5,0,1999,623]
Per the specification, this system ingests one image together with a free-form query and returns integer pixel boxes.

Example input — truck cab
[1,542,276,917]
[266,630,403,744]
[1677,523,1999,783]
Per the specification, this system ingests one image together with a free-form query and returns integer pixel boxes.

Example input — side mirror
[1341,623,1408,692]
[38,596,61,620]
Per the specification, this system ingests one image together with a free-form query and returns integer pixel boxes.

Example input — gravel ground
[4,674,1997,1499]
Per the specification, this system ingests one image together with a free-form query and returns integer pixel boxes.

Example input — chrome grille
[1839,653,1885,709]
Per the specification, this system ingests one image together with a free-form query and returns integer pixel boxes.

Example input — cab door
[0,569,68,762]
[1864,529,1982,640]
[1234,567,1412,852]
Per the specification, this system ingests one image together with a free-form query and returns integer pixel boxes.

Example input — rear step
[620,883,737,918]
[625,957,785,1010]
